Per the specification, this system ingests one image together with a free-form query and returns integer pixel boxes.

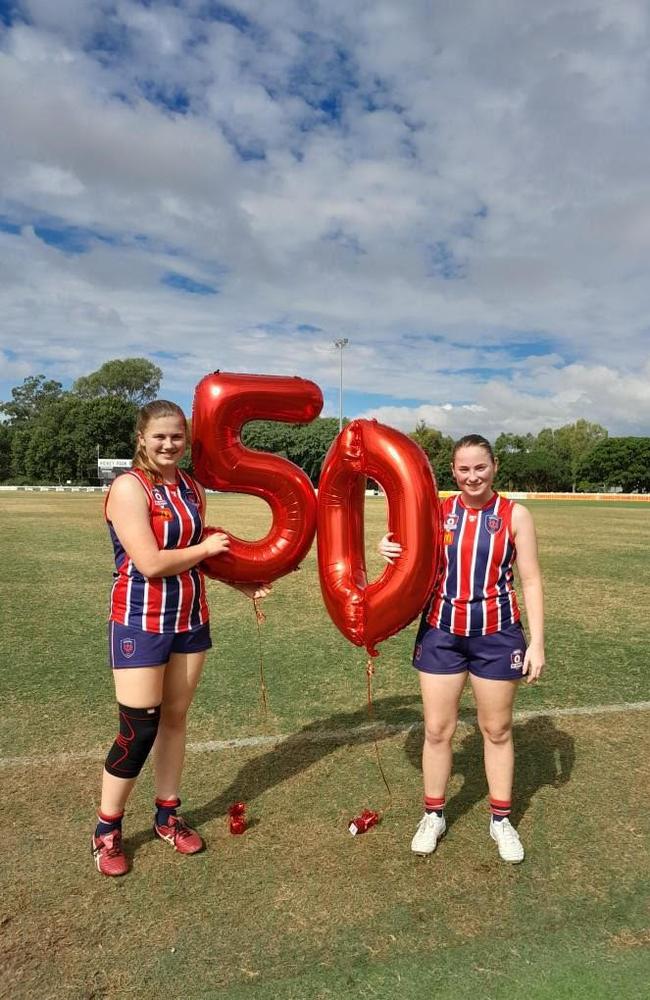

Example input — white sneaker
[411,812,446,855]
[490,817,524,863]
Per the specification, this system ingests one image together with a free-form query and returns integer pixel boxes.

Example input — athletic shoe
[154,814,204,855]
[490,817,525,863]
[91,830,129,877]
[411,812,446,855]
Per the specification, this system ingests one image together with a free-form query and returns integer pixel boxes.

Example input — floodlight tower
[333,337,349,432]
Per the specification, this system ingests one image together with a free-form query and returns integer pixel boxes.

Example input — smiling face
[451,444,498,507]
[137,414,187,480]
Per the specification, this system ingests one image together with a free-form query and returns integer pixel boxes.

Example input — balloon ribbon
[253,597,269,714]
[366,657,392,807]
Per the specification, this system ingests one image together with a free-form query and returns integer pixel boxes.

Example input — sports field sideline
[1,493,649,999]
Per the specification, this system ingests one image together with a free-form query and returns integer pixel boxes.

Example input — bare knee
[159,702,190,731]
[479,720,512,746]
[424,719,457,747]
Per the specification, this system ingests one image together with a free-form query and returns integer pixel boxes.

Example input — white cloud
[1,1,649,435]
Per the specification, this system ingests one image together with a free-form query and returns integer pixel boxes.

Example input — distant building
[97,458,132,484]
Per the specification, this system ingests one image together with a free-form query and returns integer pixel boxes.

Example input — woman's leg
[419,671,467,798]
[99,666,165,816]
[469,676,518,802]
[153,650,207,800]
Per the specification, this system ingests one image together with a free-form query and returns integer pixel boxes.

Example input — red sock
[424,795,445,815]
[490,798,511,821]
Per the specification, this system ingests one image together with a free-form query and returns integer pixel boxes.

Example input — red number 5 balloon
[192,371,323,583]
[317,419,441,656]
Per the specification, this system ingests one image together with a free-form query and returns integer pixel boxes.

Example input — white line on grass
[2,700,649,770]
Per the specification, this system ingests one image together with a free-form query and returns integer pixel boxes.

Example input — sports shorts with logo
[413,621,526,680]
[109,621,212,669]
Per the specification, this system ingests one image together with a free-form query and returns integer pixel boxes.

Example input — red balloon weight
[317,419,441,656]
[192,372,323,583]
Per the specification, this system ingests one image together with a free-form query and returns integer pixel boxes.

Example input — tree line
[1,360,648,491]
[410,421,650,493]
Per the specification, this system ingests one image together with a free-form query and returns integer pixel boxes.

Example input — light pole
[334,337,349,431]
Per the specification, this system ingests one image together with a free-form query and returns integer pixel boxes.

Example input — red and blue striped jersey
[426,492,520,637]
[106,468,209,633]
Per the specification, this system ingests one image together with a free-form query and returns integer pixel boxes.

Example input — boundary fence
[1,485,649,501]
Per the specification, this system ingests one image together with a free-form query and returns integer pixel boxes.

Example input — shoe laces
[495,819,519,842]
[101,830,123,856]
[167,815,192,840]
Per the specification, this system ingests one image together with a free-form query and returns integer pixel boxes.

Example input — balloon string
[366,658,392,809]
[253,597,268,715]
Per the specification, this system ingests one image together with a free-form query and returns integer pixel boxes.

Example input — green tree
[553,419,608,492]
[576,437,650,493]
[242,418,341,483]
[0,374,64,425]
[23,395,137,483]
[0,422,13,480]
[73,358,162,405]
[409,421,455,489]
[495,430,573,491]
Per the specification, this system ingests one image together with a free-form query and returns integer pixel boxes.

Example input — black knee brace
[105,703,161,779]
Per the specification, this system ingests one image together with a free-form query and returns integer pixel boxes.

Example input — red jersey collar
[458,490,498,512]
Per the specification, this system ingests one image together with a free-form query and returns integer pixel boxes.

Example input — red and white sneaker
[154,814,204,855]
[91,830,129,877]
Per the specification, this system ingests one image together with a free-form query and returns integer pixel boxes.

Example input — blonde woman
[92,400,269,876]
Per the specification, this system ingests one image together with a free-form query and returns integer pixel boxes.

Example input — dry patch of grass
[2,710,649,997]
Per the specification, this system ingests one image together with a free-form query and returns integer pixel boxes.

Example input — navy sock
[155,797,180,827]
[95,811,123,838]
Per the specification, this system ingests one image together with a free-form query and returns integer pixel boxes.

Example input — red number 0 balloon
[317,419,441,656]
[192,371,323,583]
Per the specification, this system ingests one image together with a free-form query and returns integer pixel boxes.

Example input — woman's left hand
[230,582,273,601]
[522,641,545,684]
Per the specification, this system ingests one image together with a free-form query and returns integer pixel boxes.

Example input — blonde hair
[132,400,189,483]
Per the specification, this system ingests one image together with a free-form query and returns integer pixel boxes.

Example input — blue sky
[1,0,649,437]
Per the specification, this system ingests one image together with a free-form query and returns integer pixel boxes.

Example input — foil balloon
[192,372,323,583]
[317,419,441,656]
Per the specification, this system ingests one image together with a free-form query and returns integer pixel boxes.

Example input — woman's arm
[512,503,545,683]
[106,474,229,578]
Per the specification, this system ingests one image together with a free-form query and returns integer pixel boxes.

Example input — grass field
[1,493,649,999]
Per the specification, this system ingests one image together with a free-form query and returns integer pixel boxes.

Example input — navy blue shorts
[413,621,526,681]
[109,621,212,669]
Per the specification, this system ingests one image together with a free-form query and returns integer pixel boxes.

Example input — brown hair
[132,400,189,483]
[452,434,495,463]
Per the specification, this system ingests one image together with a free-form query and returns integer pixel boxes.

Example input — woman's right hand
[378,531,403,564]
[201,530,231,558]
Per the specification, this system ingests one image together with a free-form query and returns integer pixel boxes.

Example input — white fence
[1,485,648,501]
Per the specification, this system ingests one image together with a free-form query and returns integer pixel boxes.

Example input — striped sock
[95,810,124,838]
[424,795,445,817]
[155,797,181,827]
[490,798,511,823]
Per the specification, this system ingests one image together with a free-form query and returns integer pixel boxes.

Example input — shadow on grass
[123,694,422,856]
[404,714,575,827]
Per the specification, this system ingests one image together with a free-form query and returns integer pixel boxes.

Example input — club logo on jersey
[444,514,459,531]
[510,649,524,671]
[485,515,502,535]
[185,490,198,505]
[120,638,136,659]
[155,507,173,520]
[152,488,168,507]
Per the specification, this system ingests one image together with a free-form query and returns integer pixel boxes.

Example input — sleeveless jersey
[106,468,209,633]
[426,492,520,637]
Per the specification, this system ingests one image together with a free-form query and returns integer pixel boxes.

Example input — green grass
[1,494,649,998]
